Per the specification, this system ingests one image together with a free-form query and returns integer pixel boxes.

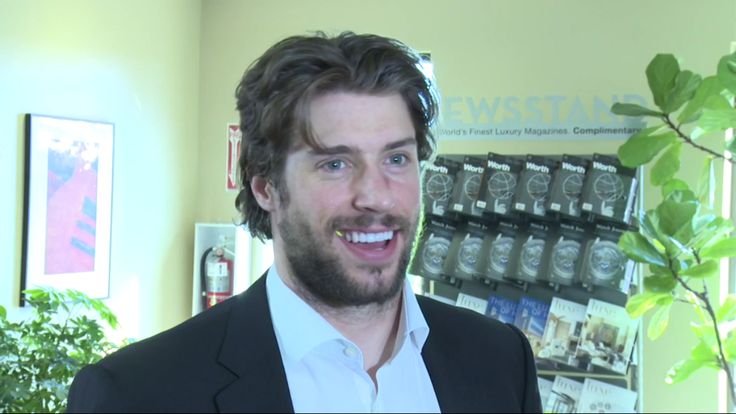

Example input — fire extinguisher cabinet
[191,223,272,316]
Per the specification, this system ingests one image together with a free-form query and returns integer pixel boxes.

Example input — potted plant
[0,288,125,413]
[612,51,736,403]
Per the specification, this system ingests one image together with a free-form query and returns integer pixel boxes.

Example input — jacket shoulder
[416,294,542,413]
[68,295,242,412]
[417,294,521,343]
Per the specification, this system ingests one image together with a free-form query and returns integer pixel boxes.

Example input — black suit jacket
[67,275,542,413]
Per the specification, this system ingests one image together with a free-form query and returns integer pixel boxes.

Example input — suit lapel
[210,278,464,412]
[214,275,294,413]
[418,296,462,413]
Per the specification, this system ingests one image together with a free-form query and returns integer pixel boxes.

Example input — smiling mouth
[335,229,397,250]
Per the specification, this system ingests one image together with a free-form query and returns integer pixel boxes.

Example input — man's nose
[352,165,396,213]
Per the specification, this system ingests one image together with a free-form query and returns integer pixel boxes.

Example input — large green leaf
[690,339,720,368]
[690,322,717,346]
[699,108,736,133]
[696,157,715,210]
[663,70,702,114]
[665,358,707,384]
[717,52,736,95]
[697,94,736,133]
[651,141,682,186]
[700,237,736,260]
[611,102,664,117]
[648,300,673,340]
[617,127,677,168]
[725,333,736,361]
[717,295,736,321]
[673,222,696,248]
[618,231,667,266]
[668,238,695,260]
[679,260,718,278]
[667,188,697,203]
[678,76,725,124]
[640,210,661,241]
[626,291,672,318]
[661,178,690,199]
[691,216,735,250]
[656,196,698,236]
[647,54,681,111]
[642,209,688,257]
[643,273,677,293]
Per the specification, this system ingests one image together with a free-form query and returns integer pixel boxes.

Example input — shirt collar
[266,267,430,362]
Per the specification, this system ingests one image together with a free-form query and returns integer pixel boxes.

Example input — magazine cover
[579,224,635,294]
[537,377,554,412]
[450,156,485,217]
[483,220,522,282]
[512,155,556,218]
[448,219,489,281]
[409,217,457,285]
[574,299,638,374]
[485,293,518,324]
[422,157,460,218]
[513,296,551,356]
[545,375,583,413]
[547,154,589,219]
[477,153,523,217]
[576,378,637,413]
[579,153,638,225]
[507,220,551,285]
[455,292,487,315]
[542,221,588,286]
[538,297,587,364]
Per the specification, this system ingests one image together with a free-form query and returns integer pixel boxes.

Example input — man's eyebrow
[384,137,417,151]
[307,145,354,156]
[306,137,417,156]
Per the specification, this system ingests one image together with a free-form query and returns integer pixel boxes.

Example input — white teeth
[342,230,394,243]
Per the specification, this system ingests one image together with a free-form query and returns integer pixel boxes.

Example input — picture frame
[20,114,114,305]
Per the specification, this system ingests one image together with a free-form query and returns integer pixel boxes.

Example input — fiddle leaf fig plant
[612,51,736,402]
[0,288,125,413]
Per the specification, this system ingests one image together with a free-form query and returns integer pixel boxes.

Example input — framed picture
[20,114,114,305]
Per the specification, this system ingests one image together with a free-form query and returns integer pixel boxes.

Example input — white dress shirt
[266,267,441,413]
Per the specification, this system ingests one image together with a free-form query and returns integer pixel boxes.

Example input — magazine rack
[412,152,643,412]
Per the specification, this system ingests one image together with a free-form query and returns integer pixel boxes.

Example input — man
[67,32,542,413]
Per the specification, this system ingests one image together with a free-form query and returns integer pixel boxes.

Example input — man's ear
[250,175,278,211]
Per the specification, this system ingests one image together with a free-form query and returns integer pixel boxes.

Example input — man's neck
[275,262,404,380]
[319,294,403,373]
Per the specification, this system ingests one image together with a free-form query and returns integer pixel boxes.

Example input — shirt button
[343,346,357,358]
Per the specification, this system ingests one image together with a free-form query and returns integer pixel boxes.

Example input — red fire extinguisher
[200,244,233,311]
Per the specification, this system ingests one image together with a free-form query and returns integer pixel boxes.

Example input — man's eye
[388,154,408,165]
[322,159,347,171]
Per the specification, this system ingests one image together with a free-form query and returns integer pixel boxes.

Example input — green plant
[612,51,736,402]
[0,288,123,413]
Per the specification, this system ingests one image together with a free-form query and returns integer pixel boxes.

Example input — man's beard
[277,210,416,308]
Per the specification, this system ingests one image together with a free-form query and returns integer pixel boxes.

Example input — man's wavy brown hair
[234,31,438,240]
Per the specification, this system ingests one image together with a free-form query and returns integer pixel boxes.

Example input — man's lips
[336,229,395,244]
[334,228,400,262]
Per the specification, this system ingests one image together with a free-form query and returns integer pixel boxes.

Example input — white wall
[0,0,202,341]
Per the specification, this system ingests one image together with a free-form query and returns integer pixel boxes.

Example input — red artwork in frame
[20,114,113,305]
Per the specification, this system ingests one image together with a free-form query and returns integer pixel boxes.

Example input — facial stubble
[278,208,417,309]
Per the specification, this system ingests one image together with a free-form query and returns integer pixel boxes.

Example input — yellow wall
[0,0,202,340]
[197,1,735,412]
